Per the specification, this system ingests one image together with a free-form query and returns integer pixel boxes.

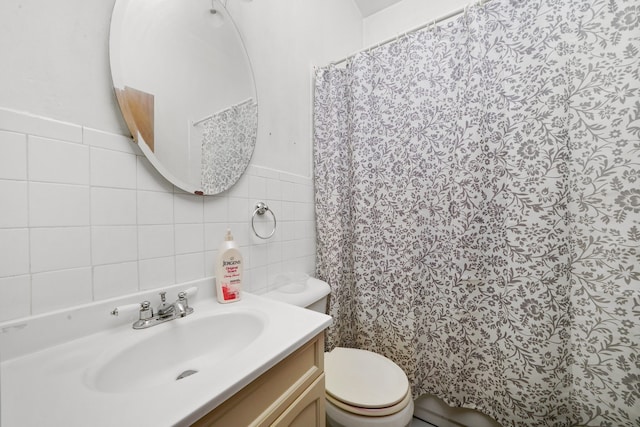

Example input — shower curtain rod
[327,0,493,67]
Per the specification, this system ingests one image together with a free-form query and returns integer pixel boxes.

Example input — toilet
[263,274,414,427]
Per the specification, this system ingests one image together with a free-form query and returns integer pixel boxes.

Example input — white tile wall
[91,147,137,189]
[0,229,30,277]
[204,196,227,222]
[28,136,89,184]
[139,257,176,290]
[174,194,204,224]
[93,261,138,300]
[29,183,90,227]
[0,131,28,180]
[138,225,175,260]
[137,191,174,224]
[175,223,205,254]
[91,188,137,225]
[0,108,317,322]
[31,268,93,314]
[176,253,206,283]
[91,226,138,265]
[0,275,31,320]
[30,227,91,273]
[0,180,28,227]
[0,109,82,142]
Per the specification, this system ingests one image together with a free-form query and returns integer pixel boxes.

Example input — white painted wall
[0,0,125,134]
[0,0,362,177]
[228,0,363,177]
[363,0,472,46]
[0,0,362,322]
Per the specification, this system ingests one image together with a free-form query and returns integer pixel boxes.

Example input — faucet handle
[110,302,141,317]
[181,287,198,299]
[176,290,195,317]
[177,291,190,309]
[140,301,153,320]
[178,287,198,307]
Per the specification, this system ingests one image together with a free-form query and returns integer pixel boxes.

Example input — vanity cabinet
[192,333,325,427]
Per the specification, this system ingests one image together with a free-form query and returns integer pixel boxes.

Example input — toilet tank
[262,273,330,313]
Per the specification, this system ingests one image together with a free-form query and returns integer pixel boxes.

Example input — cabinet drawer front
[272,374,326,427]
[193,333,324,426]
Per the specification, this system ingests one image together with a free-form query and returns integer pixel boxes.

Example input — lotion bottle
[215,229,243,303]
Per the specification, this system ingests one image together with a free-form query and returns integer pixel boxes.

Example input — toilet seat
[324,347,411,417]
[326,388,412,417]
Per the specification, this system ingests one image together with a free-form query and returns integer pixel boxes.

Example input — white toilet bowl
[326,398,414,427]
[324,347,414,427]
[263,275,414,427]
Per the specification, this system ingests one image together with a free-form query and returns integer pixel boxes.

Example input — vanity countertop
[0,282,331,427]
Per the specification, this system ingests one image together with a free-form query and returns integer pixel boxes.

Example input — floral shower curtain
[313,0,640,425]
[200,99,257,194]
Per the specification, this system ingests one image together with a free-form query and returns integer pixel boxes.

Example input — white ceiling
[353,0,404,17]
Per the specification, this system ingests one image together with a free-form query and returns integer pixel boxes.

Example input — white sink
[84,310,265,393]
[1,283,331,427]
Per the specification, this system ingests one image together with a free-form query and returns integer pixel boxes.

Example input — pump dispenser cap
[225,229,233,241]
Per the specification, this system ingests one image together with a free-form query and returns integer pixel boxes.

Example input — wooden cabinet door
[272,374,326,427]
[192,333,324,427]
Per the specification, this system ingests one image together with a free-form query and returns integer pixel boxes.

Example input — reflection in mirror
[110,0,257,195]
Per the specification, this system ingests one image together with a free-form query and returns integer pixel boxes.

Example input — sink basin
[2,284,333,427]
[84,310,265,393]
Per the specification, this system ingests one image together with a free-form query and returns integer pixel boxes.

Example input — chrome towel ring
[251,202,277,239]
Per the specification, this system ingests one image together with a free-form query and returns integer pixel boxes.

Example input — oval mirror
[109,0,257,195]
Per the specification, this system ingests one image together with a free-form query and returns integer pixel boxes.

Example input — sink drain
[176,369,198,380]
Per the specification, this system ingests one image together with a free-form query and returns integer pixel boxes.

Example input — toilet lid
[324,347,409,409]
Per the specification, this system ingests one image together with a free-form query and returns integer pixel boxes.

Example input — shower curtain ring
[251,202,277,239]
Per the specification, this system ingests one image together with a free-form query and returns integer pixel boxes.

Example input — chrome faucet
[174,292,190,318]
[111,290,195,329]
[157,291,175,318]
